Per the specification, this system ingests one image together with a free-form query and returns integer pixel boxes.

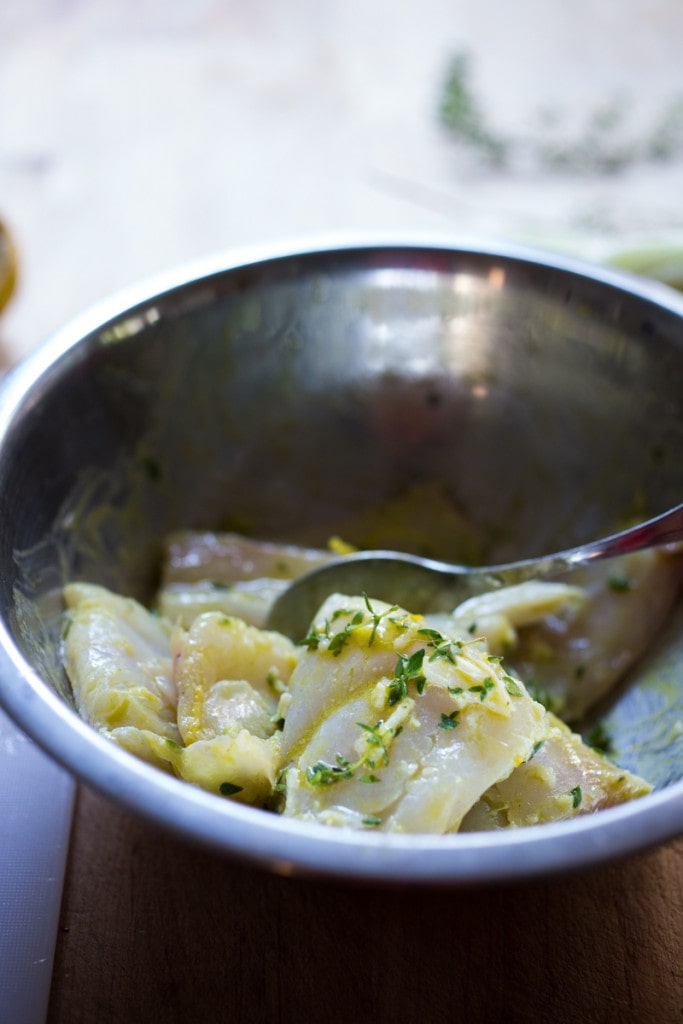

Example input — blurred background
[1,0,683,367]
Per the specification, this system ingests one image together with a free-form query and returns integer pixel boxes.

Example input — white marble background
[1,0,682,360]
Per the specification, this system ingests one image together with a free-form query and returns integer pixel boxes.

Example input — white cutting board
[0,709,74,1024]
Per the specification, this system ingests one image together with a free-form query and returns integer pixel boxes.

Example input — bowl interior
[2,240,683,876]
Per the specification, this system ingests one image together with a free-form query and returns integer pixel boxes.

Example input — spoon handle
[267,502,683,640]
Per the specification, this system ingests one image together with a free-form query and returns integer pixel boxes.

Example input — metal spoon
[266,501,683,640]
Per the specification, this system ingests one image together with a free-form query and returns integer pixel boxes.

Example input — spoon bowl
[267,501,683,640]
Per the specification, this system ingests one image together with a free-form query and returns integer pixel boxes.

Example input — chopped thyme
[417,627,446,644]
[327,611,365,655]
[299,624,323,651]
[299,603,399,657]
[266,670,283,693]
[330,606,357,622]
[388,648,426,706]
[363,593,399,645]
[417,627,463,665]
[142,456,162,481]
[356,721,390,764]
[298,609,363,655]
[469,676,495,701]
[503,675,522,697]
[307,755,355,786]
[439,710,460,730]
[585,720,614,756]
[387,616,409,632]
[219,781,244,796]
[306,720,391,788]
[570,785,583,809]
[607,575,632,593]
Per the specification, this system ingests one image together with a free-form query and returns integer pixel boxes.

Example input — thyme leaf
[388,648,427,706]
[438,710,460,731]
[469,676,495,702]
[219,781,244,796]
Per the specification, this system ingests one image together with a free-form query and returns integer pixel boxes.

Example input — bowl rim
[2,231,683,885]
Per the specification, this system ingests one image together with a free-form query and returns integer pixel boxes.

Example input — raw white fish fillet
[63,586,298,803]
[499,549,683,720]
[168,611,299,802]
[280,594,547,833]
[460,710,651,830]
[63,582,177,739]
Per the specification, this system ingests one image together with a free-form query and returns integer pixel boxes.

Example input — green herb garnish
[607,575,632,593]
[306,755,355,786]
[327,611,365,655]
[142,456,162,481]
[469,676,495,701]
[417,627,463,664]
[503,675,522,697]
[219,781,244,796]
[387,648,427,706]
[585,720,614,757]
[306,720,392,788]
[363,594,398,645]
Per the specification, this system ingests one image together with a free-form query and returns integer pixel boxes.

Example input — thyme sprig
[299,595,403,656]
[364,593,399,645]
[387,649,426,706]
[417,627,463,664]
[306,718,393,787]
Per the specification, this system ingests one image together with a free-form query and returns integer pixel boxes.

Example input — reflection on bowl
[1,236,683,884]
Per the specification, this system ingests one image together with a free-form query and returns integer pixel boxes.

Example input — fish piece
[428,580,586,652]
[159,532,331,628]
[459,711,651,830]
[280,594,547,833]
[161,531,329,585]
[158,578,289,629]
[501,549,683,721]
[63,586,293,803]
[167,611,298,801]
[173,610,297,744]
[95,724,282,806]
[63,582,177,739]
[434,551,683,722]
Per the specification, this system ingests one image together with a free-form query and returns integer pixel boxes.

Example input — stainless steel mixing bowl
[1,235,683,884]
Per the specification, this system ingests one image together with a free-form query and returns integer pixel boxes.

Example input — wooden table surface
[3,4,683,1022]
[48,786,683,1023]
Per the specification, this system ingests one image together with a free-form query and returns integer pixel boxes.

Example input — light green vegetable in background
[609,246,683,292]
